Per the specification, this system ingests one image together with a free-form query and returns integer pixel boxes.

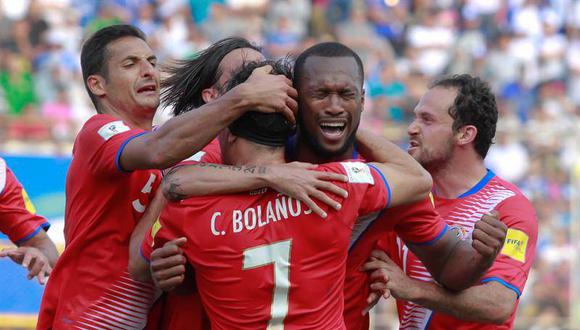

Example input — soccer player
[0,157,58,284]
[37,24,303,329]
[364,74,538,329]
[152,43,507,327]
[144,60,432,329]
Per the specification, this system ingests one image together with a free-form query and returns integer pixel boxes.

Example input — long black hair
[161,37,261,116]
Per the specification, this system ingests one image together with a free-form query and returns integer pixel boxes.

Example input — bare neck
[294,137,355,164]
[430,150,489,199]
[98,103,154,131]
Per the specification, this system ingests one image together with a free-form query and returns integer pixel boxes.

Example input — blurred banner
[0,155,69,329]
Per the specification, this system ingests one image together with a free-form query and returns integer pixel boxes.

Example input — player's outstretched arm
[16,229,58,267]
[128,189,166,282]
[357,129,432,206]
[162,162,348,218]
[363,250,516,323]
[119,66,298,171]
[408,211,507,291]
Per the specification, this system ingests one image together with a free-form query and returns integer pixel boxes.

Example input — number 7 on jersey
[243,240,292,330]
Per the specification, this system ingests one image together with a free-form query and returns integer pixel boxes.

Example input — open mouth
[137,85,157,94]
[319,122,346,139]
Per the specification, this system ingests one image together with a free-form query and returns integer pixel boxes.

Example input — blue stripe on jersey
[458,169,495,198]
[367,164,391,208]
[481,277,522,298]
[425,312,435,329]
[15,222,50,244]
[115,131,149,172]
[139,246,151,264]
[410,224,449,246]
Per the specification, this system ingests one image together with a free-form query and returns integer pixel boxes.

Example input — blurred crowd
[0,0,578,329]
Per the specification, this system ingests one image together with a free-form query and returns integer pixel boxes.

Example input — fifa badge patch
[98,121,131,141]
[501,228,528,262]
[341,162,374,185]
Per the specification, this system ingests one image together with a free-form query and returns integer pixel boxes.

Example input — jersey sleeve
[175,138,222,166]
[0,161,50,244]
[140,204,184,262]
[319,162,390,218]
[480,194,538,298]
[392,195,449,245]
[78,114,149,176]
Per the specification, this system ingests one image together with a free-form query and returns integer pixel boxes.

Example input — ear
[456,125,478,146]
[202,87,219,103]
[87,75,107,98]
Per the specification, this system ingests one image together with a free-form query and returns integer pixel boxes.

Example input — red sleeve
[140,203,184,262]
[77,114,149,176]
[480,194,538,298]
[0,160,49,243]
[392,195,448,245]
[318,162,390,219]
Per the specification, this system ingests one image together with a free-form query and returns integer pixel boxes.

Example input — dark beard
[297,115,358,160]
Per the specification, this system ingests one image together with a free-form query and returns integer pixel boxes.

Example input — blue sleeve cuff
[409,224,449,246]
[15,222,51,245]
[115,131,150,172]
[367,164,391,208]
[481,277,522,298]
[140,246,151,264]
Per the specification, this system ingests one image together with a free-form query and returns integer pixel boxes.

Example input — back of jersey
[153,162,390,330]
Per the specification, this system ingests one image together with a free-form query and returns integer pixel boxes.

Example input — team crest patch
[501,228,528,263]
[340,162,374,184]
[97,121,131,141]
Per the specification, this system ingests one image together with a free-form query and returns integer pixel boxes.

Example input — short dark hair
[226,60,295,147]
[293,42,364,89]
[430,74,498,159]
[81,24,146,112]
[161,37,261,116]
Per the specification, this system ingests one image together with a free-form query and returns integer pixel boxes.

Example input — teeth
[320,123,345,128]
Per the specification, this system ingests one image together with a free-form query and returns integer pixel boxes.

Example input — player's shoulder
[82,114,133,140]
[489,175,533,208]
[318,160,376,184]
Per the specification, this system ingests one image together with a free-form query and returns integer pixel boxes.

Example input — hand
[267,162,348,218]
[361,250,417,314]
[0,246,52,285]
[471,210,507,265]
[235,65,298,124]
[150,237,187,291]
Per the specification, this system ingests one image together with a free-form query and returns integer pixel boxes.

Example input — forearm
[162,163,270,201]
[129,192,166,282]
[437,240,492,291]
[407,280,512,324]
[123,92,249,170]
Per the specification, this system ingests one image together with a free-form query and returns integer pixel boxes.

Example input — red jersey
[0,158,50,243]
[142,140,221,330]
[146,161,390,329]
[343,195,448,330]
[390,170,538,330]
[38,114,162,329]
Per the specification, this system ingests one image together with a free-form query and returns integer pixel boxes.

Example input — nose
[325,94,345,115]
[407,120,419,137]
[140,60,158,78]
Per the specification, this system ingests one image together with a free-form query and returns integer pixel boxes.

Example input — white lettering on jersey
[0,158,6,194]
[97,120,131,141]
[341,162,374,185]
[184,151,206,162]
[132,173,157,213]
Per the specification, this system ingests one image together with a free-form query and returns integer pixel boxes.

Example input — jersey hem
[14,222,50,244]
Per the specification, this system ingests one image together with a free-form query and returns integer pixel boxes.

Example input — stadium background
[0,0,578,329]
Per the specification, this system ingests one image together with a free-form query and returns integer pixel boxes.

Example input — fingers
[316,182,348,199]
[151,239,186,259]
[317,172,349,184]
[22,250,34,268]
[252,65,273,75]
[472,239,495,257]
[361,259,387,272]
[155,273,185,292]
[37,264,51,285]
[0,247,17,257]
[166,237,187,248]
[279,106,296,125]
[27,257,43,280]
[308,189,341,211]
[362,294,380,315]
[301,196,327,218]
[287,162,317,169]
[286,94,298,114]
[370,249,393,263]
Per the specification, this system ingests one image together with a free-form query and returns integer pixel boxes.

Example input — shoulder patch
[340,162,374,185]
[97,121,131,141]
[0,158,6,194]
[501,228,529,263]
